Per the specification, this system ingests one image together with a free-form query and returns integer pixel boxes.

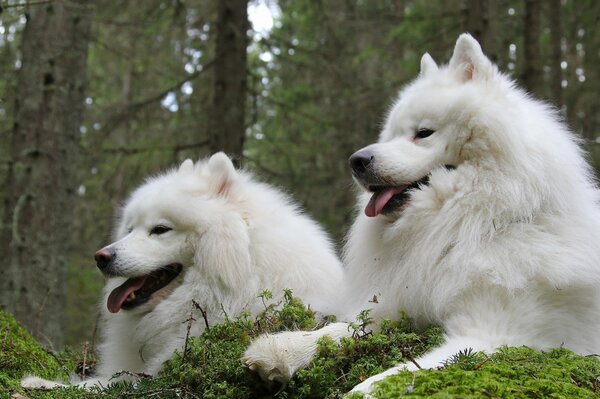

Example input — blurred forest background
[0,0,599,350]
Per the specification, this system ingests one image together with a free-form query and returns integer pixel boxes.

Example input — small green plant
[349,309,375,339]
[442,347,488,371]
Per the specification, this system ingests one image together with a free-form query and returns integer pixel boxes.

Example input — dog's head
[350,34,515,218]
[96,153,253,314]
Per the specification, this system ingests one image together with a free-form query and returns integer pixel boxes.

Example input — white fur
[20,376,67,390]
[23,152,343,389]
[244,34,600,395]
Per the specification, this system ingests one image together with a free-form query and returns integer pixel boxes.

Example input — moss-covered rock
[0,309,73,393]
[367,347,600,399]
[3,294,600,398]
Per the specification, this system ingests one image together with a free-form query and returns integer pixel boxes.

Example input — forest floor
[2,293,600,398]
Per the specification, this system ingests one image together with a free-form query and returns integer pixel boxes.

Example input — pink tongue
[365,187,407,217]
[107,276,148,313]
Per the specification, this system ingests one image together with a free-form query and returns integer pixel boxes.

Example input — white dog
[243,34,600,395]
[22,152,343,389]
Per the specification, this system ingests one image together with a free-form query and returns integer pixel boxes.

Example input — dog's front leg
[243,322,353,383]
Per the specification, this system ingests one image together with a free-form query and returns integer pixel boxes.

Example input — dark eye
[150,225,172,235]
[415,128,435,139]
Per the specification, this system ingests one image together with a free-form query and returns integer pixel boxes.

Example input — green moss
[153,299,445,398]
[4,295,600,399]
[0,309,72,392]
[370,347,600,399]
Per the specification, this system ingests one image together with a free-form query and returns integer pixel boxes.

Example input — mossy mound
[158,299,443,399]
[4,293,600,398]
[363,347,600,399]
[0,309,72,394]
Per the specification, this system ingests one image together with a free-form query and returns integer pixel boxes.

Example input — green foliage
[0,309,72,393]
[284,318,443,398]
[3,296,600,398]
[442,347,488,371]
[370,347,600,399]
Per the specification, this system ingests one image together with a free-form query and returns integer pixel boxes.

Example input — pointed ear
[207,152,237,196]
[448,33,493,82]
[420,53,438,76]
[178,159,194,174]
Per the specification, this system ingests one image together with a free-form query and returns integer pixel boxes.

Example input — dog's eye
[415,128,435,139]
[150,225,172,235]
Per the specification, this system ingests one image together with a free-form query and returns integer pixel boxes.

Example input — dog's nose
[349,149,374,176]
[94,248,115,271]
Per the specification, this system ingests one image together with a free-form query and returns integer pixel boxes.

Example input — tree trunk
[209,0,249,166]
[523,0,542,96]
[0,0,92,349]
[464,0,498,62]
[549,0,562,108]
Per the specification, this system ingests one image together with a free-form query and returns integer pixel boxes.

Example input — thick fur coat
[243,34,600,394]
[22,153,343,389]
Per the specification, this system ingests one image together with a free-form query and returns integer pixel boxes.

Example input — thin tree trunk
[209,0,249,166]
[464,0,498,62]
[465,0,485,43]
[485,0,498,63]
[523,0,542,96]
[549,0,562,108]
[0,0,92,348]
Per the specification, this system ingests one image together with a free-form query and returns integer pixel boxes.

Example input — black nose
[94,248,115,271]
[349,149,374,176]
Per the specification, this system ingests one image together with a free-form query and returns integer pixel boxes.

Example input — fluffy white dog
[22,152,343,389]
[243,34,600,395]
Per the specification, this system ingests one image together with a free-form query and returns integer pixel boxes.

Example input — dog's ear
[420,53,438,76]
[449,33,493,82]
[194,212,253,293]
[207,152,237,196]
[178,159,194,174]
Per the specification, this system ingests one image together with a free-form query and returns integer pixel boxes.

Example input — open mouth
[364,165,455,217]
[106,263,182,313]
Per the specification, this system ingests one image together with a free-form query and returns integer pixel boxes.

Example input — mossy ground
[0,310,75,393]
[363,347,600,399]
[2,291,600,398]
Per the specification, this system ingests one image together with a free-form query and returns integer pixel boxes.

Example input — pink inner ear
[217,178,231,196]
[463,62,474,80]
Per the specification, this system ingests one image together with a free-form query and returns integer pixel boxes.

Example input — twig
[81,342,89,378]
[181,302,196,364]
[473,356,491,370]
[402,348,422,370]
[192,300,210,331]
[219,303,229,320]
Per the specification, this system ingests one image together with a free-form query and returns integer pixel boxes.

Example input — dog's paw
[242,334,294,384]
[21,376,67,390]
[243,323,352,385]
[245,360,289,384]
[242,331,315,384]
